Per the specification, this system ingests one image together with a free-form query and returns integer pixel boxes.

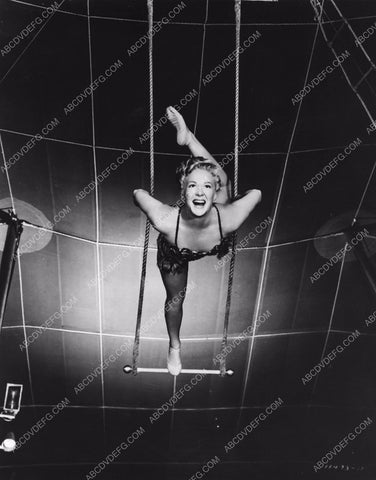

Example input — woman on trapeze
[133,106,261,376]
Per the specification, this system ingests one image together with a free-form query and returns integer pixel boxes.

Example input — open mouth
[192,199,206,206]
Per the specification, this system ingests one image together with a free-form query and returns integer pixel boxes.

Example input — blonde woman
[134,107,261,375]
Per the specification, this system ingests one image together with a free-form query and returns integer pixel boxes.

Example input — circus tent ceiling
[0,0,375,478]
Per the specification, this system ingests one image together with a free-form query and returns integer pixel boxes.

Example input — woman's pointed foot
[166,106,192,146]
[167,345,182,376]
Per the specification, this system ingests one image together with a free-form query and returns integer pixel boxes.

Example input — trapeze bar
[123,366,234,376]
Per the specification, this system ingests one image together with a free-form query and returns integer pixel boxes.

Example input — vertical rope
[219,0,241,377]
[132,0,154,374]
[148,0,155,195]
[234,0,240,199]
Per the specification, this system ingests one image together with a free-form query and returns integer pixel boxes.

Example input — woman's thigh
[160,263,188,301]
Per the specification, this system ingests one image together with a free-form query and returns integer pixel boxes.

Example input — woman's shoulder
[152,204,179,235]
[213,201,229,216]
[213,202,239,236]
[214,190,261,234]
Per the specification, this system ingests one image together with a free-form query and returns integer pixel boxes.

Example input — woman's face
[183,168,217,217]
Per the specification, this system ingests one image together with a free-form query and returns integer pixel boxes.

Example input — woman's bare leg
[167,106,220,163]
[159,264,188,375]
[166,106,231,203]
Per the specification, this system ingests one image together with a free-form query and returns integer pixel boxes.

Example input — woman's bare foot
[167,344,182,376]
[166,106,192,146]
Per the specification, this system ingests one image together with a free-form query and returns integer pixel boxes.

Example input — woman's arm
[220,189,262,233]
[133,189,174,233]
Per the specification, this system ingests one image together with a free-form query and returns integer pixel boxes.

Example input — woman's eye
[205,184,212,189]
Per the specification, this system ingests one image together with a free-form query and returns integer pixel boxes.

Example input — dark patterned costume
[157,203,231,274]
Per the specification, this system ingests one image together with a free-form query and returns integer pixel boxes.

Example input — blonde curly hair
[176,156,221,192]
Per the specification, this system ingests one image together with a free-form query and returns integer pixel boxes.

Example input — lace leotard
[157,203,231,275]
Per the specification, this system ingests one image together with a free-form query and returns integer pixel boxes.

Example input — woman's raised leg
[166,106,231,203]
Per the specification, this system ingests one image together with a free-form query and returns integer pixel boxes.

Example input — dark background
[0,0,375,478]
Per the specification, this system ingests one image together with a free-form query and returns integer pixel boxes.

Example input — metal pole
[0,211,23,329]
